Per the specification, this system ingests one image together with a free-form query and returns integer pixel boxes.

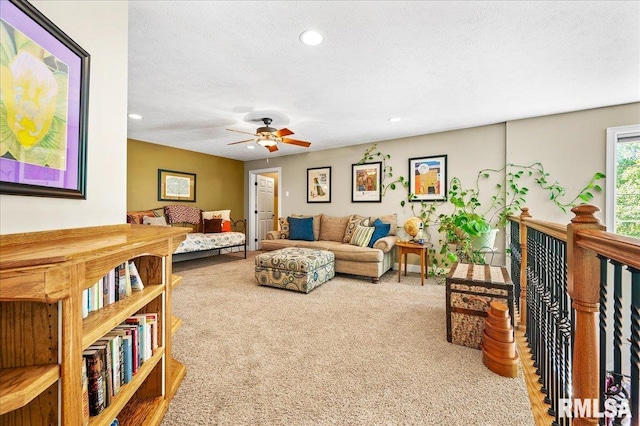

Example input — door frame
[248,167,281,251]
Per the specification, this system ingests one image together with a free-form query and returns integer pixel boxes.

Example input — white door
[256,175,275,250]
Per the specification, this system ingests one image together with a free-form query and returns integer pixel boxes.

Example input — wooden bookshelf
[0,224,188,425]
[0,365,60,415]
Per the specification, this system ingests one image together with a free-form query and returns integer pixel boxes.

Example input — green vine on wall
[356,144,408,196]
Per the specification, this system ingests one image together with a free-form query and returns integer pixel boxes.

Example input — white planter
[470,228,499,251]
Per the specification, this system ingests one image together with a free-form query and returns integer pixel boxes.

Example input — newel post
[518,207,531,330]
[567,205,605,426]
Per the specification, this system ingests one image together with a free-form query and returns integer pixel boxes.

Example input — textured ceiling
[127,1,640,161]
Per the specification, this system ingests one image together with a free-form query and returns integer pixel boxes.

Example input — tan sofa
[261,214,398,283]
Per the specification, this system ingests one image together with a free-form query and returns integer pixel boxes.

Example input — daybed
[261,213,398,283]
[126,206,246,262]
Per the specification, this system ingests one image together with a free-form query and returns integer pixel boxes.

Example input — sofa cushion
[368,218,391,248]
[369,213,397,236]
[292,214,322,240]
[343,215,370,243]
[350,225,374,247]
[330,244,384,262]
[292,240,343,251]
[319,215,351,242]
[278,217,290,238]
[289,217,314,241]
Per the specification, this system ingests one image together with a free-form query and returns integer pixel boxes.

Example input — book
[82,288,89,319]
[89,342,113,404]
[117,263,127,301]
[106,332,125,387]
[114,324,139,375]
[110,329,133,384]
[124,261,132,297]
[107,268,117,304]
[146,312,158,351]
[128,261,145,291]
[125,314,149,362]
[83,348,105,416]
[81,359,89,425]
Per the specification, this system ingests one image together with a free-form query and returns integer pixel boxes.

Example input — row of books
[82,261,145,318]
[82,313,159,420]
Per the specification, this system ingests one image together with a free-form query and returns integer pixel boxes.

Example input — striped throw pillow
[350,225,375,247]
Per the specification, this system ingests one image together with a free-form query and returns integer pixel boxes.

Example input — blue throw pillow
[288,216,315,241]
[368,218,391,248]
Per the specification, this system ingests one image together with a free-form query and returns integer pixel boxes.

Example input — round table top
[396,240,433,249]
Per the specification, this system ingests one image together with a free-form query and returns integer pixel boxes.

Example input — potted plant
[433,164,605,269]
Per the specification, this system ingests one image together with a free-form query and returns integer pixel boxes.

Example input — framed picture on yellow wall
[408,155,447,202]
[158,169,196,202]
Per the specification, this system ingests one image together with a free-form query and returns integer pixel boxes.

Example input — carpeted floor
[162,252,534,426]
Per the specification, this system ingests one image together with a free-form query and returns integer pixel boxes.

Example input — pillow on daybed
[143,216,169,227]
[202,209,231,221]
[127,210,157,224]
[203,218,223,233]
[288,217,314,241]
[368,218,391,248]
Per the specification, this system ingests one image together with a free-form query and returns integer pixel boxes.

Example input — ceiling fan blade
[281,138,311,148]
[274,128,294,137]
[267,144,279,152]
[226,128,257,136]
[227,139,254,145]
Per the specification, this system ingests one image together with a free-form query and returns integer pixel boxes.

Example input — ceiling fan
[226,117,311,152]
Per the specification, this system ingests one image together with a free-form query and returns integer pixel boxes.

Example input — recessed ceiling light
[388,117,401,122]
[300,30,323,46]
[246,145,255,150]
[128,113,142,120]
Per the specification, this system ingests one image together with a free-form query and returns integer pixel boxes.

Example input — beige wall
[127,139,245,219]
[506,102,640,225]
[245,102,640,259]
[245,123,506,241]
[0,1,128,234]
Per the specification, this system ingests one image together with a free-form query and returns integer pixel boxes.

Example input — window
[606,125,640,237]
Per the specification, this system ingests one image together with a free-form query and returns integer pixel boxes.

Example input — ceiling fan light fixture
[300,30,323,46]
[256,137,277,148]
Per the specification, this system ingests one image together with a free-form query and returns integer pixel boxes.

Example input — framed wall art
[158,169,196,202]
[0,0,90,199]
[352,162,381,202]
[307,166,331,203]
[408,155,448,202]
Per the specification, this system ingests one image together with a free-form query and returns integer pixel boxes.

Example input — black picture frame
[408,155,448,202]
[307,166,331,203]
[352,162,382,203]
[158,169,197,202]
[0,0,90,199]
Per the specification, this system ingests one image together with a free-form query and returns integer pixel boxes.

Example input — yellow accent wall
[127,139,245,219]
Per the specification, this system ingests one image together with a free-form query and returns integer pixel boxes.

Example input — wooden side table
[396,241,432,286]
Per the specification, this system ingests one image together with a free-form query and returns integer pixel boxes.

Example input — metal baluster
[598,256,608,426]
[612,261,624,426]
[629,267,639,426]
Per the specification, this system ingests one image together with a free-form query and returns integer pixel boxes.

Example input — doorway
[248,167,281,251]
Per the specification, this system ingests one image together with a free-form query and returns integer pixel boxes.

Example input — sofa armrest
[265,230,286,240]
[373,235,398,253]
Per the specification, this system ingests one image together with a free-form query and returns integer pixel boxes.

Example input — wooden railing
[508,205,640,426]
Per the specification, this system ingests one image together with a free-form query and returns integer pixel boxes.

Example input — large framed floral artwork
[0,0,90,199]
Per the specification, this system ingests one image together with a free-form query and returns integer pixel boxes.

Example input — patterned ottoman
[255,247,335,293]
